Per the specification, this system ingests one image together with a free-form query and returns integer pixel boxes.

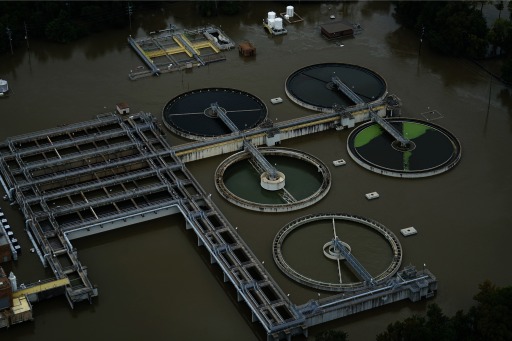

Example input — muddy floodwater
[1,2,511,340]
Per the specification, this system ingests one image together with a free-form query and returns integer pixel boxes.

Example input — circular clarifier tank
[215,148,331,212]
[272,213,402,292]
[162,88,268,140]
[285,63,388,112]
[347,118,461,178]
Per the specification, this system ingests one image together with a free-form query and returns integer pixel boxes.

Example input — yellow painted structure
[146,46,187,58]
[10,296,32,324]
[194,41,220,54]
[12,278,70,298]
[144,37,219,59]
[172,36,193,57]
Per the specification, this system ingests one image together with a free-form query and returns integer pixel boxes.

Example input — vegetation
[0,1,244,53]
[0,1,163,51]
[315,281,512,341]
[196,1,243,17]
[3,1,510,81]
[394,2,488,59]
[394,1,512,83]
[377,280,512,341]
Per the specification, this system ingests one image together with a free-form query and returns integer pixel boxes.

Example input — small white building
[365,192,379,200]
[333,159,346,166]
[400,227,418,237]
[116,102,130,115]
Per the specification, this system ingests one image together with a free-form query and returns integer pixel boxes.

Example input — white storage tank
[286,6,294,18]
[268,11,276,20]
[0,79,8,93]
[274,18,283,30]
[9,271,17,291]
[268,18,275,28]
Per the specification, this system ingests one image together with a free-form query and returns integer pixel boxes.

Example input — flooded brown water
[1,2,512,340]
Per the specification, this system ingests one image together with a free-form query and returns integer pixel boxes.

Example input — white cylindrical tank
[268,11,276,20]
[0,79,8,93]
[284,14,289,20]
[268,18,275,28]
[9,271,17,291]
[286,6,294,17]
[274,18,283,30]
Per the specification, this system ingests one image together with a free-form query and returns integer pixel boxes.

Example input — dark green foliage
[394,2,489,58]
[470,280,512,340]
[488,18,512,55]
[197,1,242,17]
[44,9,81,43]
[197,1,219,17]
[377,281,512,341]
[218,1,242,16]
[0,1,161,51]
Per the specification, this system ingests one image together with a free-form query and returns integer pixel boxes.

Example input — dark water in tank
[282,220,393,284]
[163,88,267,136]
[286,63,387,108]
[223,155,323,204]
[353,121,457,171]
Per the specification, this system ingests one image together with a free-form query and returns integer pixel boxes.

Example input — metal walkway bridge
[331,75,365,105]
[331,219,373,285]
[210,102,239,133]
[211,102,280,181]
[332,75,410,147]
[243,140,279,181]
[369,109,411,147]
[332,238,373,285]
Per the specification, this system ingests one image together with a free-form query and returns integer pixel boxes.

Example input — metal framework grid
[0,113,187,305]
[0,112,304,337]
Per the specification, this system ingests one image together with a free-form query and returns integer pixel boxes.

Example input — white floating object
[400,227,417,236]
[332,159,346,166]
[365,192,379,200]
[270,97,283,104]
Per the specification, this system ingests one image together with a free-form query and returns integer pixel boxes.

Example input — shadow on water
[497,87,512,131]
[385,26,483,88]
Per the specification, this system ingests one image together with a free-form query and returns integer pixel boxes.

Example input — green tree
[429,2,488,58]
[218,1,242,16]
[377,282,512,341]
[451,310,474,341]
[395,2,489,58]
[44,9,81,43]
[425,303,454,340]
[488,18,512,55]
[393,1,425,29]
[469,280,512,340]
[495,0,505,19]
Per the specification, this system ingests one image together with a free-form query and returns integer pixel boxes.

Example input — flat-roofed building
[321,21,354,39]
